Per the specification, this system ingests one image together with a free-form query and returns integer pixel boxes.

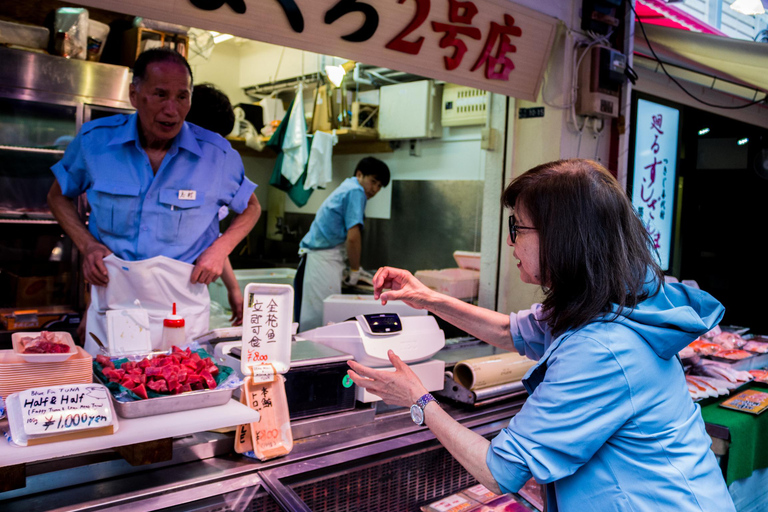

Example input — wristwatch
[410,393,437,426]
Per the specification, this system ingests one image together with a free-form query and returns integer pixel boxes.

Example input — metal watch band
[416,393,437,409]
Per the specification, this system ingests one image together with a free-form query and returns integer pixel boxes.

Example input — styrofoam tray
[11,331,77,362]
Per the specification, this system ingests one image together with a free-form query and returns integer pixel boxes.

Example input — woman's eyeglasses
[508,214,536,243]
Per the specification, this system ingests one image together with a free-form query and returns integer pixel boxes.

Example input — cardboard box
[2,271,72,308]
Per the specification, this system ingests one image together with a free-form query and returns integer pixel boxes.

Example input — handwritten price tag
[18,384,114,437]
[240,284,293,376]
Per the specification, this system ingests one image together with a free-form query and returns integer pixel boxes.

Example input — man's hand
[82,242,112,287]
[227,287,244,326]
[192,244,228,285]
[344,268,361,286]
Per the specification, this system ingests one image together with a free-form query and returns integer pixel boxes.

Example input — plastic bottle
[161,302,186,351]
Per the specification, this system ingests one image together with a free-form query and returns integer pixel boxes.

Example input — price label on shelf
[16,383,114,437]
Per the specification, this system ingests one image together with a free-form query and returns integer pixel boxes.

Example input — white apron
[299,245,345,332]
[85,254,210,355]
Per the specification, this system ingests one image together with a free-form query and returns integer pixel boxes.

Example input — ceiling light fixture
[209,31,234,44]
[730,0,765,15]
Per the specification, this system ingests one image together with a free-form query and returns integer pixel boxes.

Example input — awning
[633,23,768,99]
[635,0,726,35]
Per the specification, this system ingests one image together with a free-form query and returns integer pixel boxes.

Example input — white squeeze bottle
[162,302,186,351]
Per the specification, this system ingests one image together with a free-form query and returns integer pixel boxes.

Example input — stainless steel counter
[0,339,526,511]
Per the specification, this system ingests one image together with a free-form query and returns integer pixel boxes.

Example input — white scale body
[298,314,446,402]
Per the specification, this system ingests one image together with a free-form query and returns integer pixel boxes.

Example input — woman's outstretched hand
[372,266,435,310]
[347,349,428,407]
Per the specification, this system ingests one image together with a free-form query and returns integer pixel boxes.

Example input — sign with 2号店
[71,0,558,101]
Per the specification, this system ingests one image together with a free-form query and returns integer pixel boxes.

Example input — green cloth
[700,385,768,485]
[267,98,313,207]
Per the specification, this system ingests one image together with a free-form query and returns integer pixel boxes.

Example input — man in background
[293,157,390,331]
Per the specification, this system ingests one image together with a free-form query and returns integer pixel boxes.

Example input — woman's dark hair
[132,48,193,84]
[186,84,235,137]
[502,158,663,336]
[355,156,391,187]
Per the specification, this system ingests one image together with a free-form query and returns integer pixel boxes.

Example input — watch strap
[416,393,437,409]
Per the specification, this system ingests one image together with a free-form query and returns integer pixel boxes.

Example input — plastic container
[86,19,110,62]
[208,268,296,309]
[414,251,481,299]
[322,294,427,326]
[161,303,186,351]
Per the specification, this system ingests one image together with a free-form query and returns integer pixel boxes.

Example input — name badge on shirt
[178,190,197,200]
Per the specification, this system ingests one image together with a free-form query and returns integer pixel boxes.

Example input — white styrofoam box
[378,80,443,140]
[356,358,445,403]
[453,250,480,270]
[415,268,480,299]
[322,294,427,325]
[0,20,50,50]
[209,268,296,308]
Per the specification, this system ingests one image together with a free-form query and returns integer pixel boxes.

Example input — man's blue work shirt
[299,177,366,250]
[52,113,257,264]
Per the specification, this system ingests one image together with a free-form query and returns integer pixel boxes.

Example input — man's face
[129,60,192,147]
[356,171,383,199]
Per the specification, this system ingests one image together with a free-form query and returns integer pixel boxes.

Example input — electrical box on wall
[576,46,626,118]
[441,84,488,127]
[378,80,443,140]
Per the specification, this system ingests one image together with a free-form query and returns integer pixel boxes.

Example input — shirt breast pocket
[157,188,206,244]
[91,181,141,237]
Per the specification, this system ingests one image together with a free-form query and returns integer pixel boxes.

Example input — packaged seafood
[688,338,721,356]
[748,369,768,383]
[711,332,746,350]
[698,360,753,383]
[713,349,754,360]
[744,341,768,354]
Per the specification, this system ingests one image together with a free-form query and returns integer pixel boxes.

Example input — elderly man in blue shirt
[47,48,261,353]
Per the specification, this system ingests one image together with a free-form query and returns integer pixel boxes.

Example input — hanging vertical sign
[70,0,558,101]
[631,98,680,271]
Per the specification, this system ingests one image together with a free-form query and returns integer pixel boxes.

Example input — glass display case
[0,47,133,341]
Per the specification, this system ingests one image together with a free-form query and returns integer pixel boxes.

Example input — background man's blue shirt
[299,177,366,250]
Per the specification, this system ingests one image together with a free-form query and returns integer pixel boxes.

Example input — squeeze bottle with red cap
[161,302,186,351]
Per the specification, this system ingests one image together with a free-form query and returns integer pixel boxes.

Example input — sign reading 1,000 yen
[17,383,114,436]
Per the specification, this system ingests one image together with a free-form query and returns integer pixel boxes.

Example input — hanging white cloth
[298,245,345,332]
[85,254,211,355]
[259,95,286,126]
[281,83,309,185]
[304,130,337,190]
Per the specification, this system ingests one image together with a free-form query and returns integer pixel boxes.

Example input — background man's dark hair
[355,156,391,187]
[187,83,235,137]
[132,48,193,84]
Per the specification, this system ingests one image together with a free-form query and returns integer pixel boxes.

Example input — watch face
[410,404,424,425]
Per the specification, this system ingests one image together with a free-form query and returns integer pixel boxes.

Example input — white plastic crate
[208,268,296,307]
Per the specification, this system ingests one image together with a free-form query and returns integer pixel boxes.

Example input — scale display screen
[359,313,402,335]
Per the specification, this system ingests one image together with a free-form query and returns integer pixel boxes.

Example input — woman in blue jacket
[347,159,735,511]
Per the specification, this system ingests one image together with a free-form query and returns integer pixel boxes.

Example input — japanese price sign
[631,98,680,271]
[71,0,558,100]
[240,283,293,376]
[16,384,114,437]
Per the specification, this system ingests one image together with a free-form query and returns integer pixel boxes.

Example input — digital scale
[298,313,446,403]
